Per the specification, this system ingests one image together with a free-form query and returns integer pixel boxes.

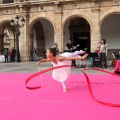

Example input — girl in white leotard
[36,48,88,92]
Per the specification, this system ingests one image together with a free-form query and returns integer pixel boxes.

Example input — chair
[87,53,98,68]
[93,57,102,68]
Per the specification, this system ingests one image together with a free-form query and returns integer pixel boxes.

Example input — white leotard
[52,50,84,82]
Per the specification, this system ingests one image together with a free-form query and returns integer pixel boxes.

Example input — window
[3,0,14,4]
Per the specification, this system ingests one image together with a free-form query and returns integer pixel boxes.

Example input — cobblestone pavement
[0,60,114,74]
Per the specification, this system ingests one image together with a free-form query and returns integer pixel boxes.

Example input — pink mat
[0,73,120,120]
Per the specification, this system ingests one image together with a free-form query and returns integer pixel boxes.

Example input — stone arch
[29,17,55,60]
[62,13,93,32]
[29,17,56,34]
[100,10,120,57]
[63,13,92,53]
[100,8,120,30]
[0,20,14,34]
[0,20,15,53]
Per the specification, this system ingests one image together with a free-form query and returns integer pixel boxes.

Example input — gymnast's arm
[36,59,50,66]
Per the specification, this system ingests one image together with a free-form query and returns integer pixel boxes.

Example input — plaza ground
[0,60,114,74]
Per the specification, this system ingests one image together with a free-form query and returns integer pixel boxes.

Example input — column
[0,0,2,4]
[0,35,4,54]
[54,6,63,52]
[19,7,30,61]
[90,7,101,52]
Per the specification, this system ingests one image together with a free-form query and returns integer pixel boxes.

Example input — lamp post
[10,15,25,62]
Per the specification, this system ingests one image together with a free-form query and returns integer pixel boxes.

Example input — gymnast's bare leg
[60,50,86,92]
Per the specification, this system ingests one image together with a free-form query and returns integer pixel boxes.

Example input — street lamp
[10,15,25,62]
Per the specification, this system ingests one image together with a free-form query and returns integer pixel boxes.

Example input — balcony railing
[2,0,75,4]
[2,0,56,4]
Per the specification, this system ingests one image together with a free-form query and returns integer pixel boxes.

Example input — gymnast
[36,48,88,92]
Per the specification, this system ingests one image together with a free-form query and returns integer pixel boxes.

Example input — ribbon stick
[37,66,43,84]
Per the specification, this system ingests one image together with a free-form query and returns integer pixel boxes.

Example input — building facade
[0,0,120,61]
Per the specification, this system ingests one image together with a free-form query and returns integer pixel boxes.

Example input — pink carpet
[0,73,120,120]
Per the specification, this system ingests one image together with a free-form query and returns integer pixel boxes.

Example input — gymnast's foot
[79,50,86,54]
[63,88,68,92]
[81,53,88,60]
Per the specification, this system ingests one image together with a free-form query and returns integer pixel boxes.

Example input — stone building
[0,0,120,61]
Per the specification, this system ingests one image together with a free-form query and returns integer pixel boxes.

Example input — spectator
[11,47,16,62]
[95,46,100,54]
[3,49,9,62]
[32,46,37,61]
[53,43,59,55]
[0,52,5,62]
[98,39,108,68]
[66,39,75,50]
[114,60,120,75]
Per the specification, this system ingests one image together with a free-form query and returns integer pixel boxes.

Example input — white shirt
[99,44,107,53]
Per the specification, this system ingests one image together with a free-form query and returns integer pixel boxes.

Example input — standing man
[32,46,37,61]
[66,39,74,50]
[66,39,76,66]
[98,39,108,68]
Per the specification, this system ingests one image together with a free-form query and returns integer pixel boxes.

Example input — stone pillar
[0,35,4,54]
[61,32,64,52]
[90,7,101,52]
[54,9,63,52]
[10,38,15,48]
[54,31,63,52]
[18,7,30,61]
[0,0,2,4]
[91,30,101,52]
[29,33,34,60]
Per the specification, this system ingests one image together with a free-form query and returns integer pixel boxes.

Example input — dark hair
[54,43,58,46]
[102,39,106,44]
[48,48,57,56]
[68,38,72,41]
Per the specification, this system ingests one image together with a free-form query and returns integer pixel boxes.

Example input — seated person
[114,60,120,74]
[95,46,100,54]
